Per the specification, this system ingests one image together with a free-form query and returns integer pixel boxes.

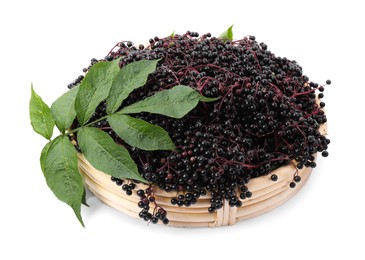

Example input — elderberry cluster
[111,176,170,224]
[71,31,330,223]
[136,187,169,225]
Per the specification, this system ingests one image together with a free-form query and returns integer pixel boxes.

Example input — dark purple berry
[294,176,301,183]
[271,174,278,181]
[151,217,158,224]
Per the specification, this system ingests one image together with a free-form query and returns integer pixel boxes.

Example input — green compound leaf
[119,85,218,119]
[42,135,84,227]
[108,114,175,151]
[75,58,120,125]
[51,85,79,133]
[106,59,160,114]
[219,25,234,41]
[29,85,55,139]
[77,127,147,183]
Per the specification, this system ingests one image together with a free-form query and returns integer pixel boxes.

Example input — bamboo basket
[78,121,327,227]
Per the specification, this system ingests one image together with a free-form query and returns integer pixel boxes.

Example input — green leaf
[108,114,176,151]
[40,141,51,173]
[119,85,218,119]
[51,85,79,133]
[29,85,55,139]
[75,58,120,125]
[77,127,147,183]
[82,188,89,207]
[43,135,85,227]
[106,59,160,114]
[219,25,234,41]
[199,95,220,102]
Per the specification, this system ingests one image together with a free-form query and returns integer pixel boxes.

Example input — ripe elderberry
[271,174,278,182]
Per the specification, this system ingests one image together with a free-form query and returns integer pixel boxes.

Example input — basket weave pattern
[79,156,311,227]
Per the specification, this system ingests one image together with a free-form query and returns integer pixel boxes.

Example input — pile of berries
[70,31,330,224]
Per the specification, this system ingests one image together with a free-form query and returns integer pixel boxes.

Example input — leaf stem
[66,115,109,135]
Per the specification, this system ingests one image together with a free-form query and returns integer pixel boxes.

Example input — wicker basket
[78,122,327,227]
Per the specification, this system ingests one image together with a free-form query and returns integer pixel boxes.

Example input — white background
[1,0,364,259]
